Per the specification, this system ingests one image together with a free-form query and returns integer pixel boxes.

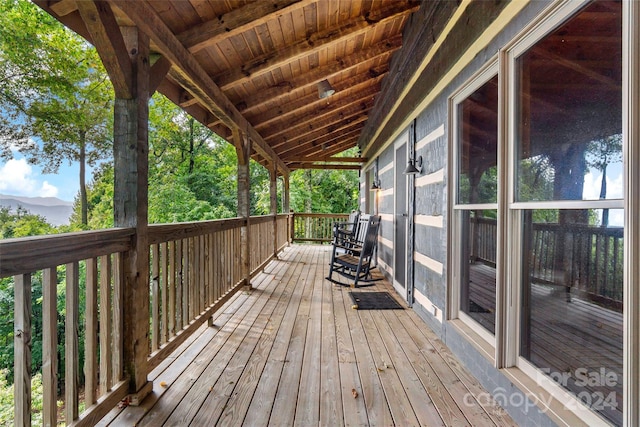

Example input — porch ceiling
[35,0,420,173]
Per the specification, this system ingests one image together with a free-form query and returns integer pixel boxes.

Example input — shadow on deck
[98,245,515,426]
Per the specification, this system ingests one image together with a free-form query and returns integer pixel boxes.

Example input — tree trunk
[79,133,88,226]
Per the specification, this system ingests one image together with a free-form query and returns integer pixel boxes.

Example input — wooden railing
[291,213,349,243]
[470,217,624,308]
[0,214,291,426]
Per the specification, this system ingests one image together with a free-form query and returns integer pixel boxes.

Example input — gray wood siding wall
[363,1,558,425]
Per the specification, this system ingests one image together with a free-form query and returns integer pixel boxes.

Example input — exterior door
[394,139,408,299]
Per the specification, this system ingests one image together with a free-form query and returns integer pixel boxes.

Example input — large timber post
[235,129,252,289]
[270,162,279,258]
[283,173,292,243]
[112,28,152,401]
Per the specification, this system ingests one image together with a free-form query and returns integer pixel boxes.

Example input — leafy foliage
[0,0,113,226]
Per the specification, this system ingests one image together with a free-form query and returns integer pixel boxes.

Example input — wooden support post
[14,274,31,427]
[283,174,292,243]
[235,128,252,289]
[270,163,278,258]
[113,27,152,402]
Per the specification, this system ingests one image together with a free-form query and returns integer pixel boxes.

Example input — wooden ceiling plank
[294,156,366,163]
[279,124,364,159]
[261,94,375,140]
[215,3,416,91]
[178,0,315,54]
[108,0,288,174]
[237,35,401,115]
[288,163,361,170]
[293,137,360,160]
[250,70,386,129]
[267,102,373,145]
[278,122,365,158]
[76,1,133,98]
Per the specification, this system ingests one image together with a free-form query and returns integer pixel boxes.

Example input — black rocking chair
[326,215,381,287]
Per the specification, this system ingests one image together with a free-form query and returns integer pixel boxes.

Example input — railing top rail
[293,213,350,218]
[0,227,135,278]
[148,217,246,244]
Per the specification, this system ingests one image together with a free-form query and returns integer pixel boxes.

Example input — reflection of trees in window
[587,133,622,225]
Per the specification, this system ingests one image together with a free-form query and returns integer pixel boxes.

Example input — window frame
[504,3,623,425]
[446,0,640,424]
[448,57,501,350]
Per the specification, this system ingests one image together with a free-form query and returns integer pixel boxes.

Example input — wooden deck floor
[98,245,515,426]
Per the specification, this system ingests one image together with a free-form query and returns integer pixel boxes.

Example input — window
[451,64,499,339]
[509,2,623,425]
[449,1,632,425]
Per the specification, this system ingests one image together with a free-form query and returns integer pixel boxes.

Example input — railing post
[235,129,252,289]
[14,273,31,427]
[270,163,279,258]
[113,27,152,403]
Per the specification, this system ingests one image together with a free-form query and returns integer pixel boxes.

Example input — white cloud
[40,181,59,197]
[583,171,623,200]
[0,158,59,197]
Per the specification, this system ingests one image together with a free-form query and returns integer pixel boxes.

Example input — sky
[0,146,83,202]
[0,145,625,216]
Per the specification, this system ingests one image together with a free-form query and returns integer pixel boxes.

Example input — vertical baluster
[168,240,176,338]
[65,261,79,423]
[14,273,32,427]
[199,235,205,312]
[99,255,112,396]
[85,258,99,405]
[161,241,168,344]
[112,253,124,385]
[182,238,189,328]
[151,244,160,352]
[42,268,57,427]
[176,239,183,330]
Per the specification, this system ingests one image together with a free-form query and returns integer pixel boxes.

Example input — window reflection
[460,210,497,334]
[457,76,498,204]
[520,209,623,425]
[515,1,622,203]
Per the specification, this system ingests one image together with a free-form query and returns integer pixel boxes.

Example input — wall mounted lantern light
[404,155,423,175]
[317,79,335,99]
[371,157,381,190]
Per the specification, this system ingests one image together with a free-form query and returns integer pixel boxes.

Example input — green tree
[0,0,113,227]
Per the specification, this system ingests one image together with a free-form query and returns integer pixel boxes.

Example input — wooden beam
[76,0,133,98]
[215,4,416,91]
[288,163,362,170]
[178,0,315,54]
[149,56,172,95]
[236,36,401,116]
[108,0,289,175]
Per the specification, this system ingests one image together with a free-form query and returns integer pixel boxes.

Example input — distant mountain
[0,194,74,226]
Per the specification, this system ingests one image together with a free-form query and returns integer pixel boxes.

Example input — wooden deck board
[109,245,517,427]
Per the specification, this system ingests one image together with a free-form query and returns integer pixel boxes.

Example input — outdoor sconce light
[317,79,335,99]
[404,155,423,175]
[370,179,381,191]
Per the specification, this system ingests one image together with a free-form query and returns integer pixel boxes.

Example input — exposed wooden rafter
[108,0,289,174]
[38,0,421,174]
